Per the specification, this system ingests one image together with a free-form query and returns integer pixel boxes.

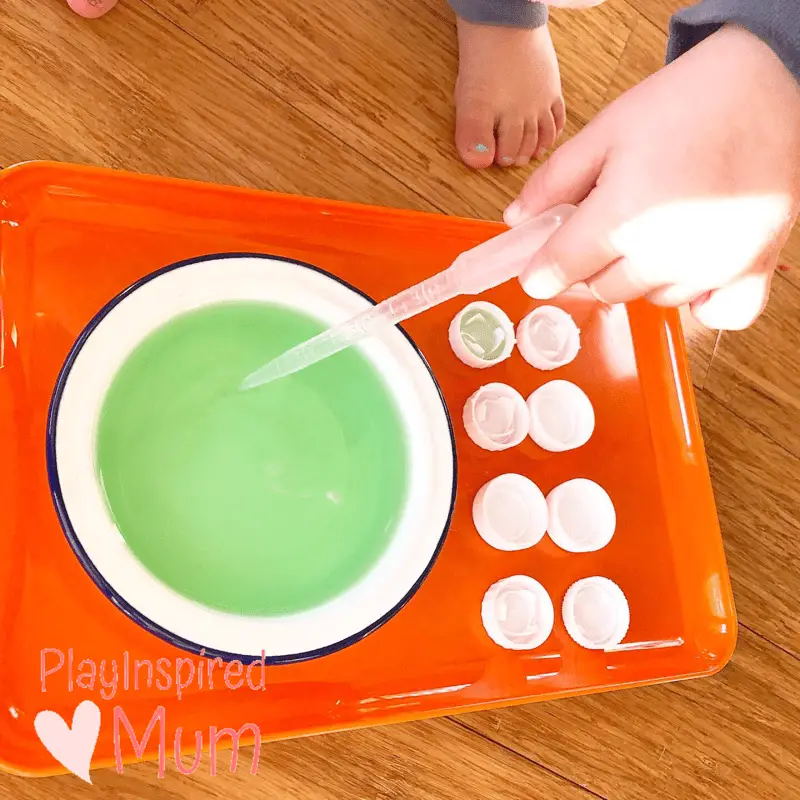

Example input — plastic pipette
[239,204,576,391]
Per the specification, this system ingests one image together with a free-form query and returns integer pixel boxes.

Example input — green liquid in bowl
[95,302,409,617]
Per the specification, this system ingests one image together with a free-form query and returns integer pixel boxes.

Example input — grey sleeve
[447,0,548,28]
[667,0,800,83]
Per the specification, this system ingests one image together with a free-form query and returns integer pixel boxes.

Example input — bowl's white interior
[53,256,455,659]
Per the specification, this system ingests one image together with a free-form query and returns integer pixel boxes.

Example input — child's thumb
[504,126,607,228]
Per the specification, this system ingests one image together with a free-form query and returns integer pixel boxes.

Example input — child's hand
[505,24,800,330]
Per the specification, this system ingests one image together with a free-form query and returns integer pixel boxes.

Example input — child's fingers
[689,269,774,330]
[517,191,623,299]
[504,123,607,226]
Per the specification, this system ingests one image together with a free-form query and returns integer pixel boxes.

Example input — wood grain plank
[698,390,800,656]
[679,307,720,390]
[624,0,683,33]
[603,10,666,105]
[460,624,800,800]
[0,718,595,799]
[143,0,513,218]
[704,274,800,463]
[547,1,639,121]
[142,0,635,219]
[0,0,423,210]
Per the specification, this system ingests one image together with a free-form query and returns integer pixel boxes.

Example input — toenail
[474,143,489,153]
[515,156,530,167]
[501,156,514,165]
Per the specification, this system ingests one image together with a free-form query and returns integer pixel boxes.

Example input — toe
[455,99,496,169]
[495,117,524,168]
[67,0,118,18]
[516,121,539,167]
[552,97,566,137]
[535,110,558,158]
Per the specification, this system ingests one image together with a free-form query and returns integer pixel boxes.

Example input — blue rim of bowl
[45,252,458,666]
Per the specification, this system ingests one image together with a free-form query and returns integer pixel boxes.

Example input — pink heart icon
[34,700,101,783]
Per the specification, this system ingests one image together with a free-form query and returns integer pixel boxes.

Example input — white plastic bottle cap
[463,383,529,451]
[473,474,548,551]
[516,306,580,370]
[546,479,616,552]
[449,301,516,368]
[527,380,594,452]
[482,575,554,650]
[562,577,630,650]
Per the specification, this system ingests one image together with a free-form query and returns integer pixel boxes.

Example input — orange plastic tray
[0,162,736,777]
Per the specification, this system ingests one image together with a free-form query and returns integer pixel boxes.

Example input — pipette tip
[238,366,275,392]
[239,355,298,391]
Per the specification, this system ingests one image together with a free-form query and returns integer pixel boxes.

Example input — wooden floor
[2,0,800,797]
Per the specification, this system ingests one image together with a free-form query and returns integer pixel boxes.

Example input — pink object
[34,701,101,783]
[67,0,119,19]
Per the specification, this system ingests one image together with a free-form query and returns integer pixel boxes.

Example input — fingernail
[500,156,514,166]
[515,156,530,167]
[586,282,608,305]
[474,143,489,153]
[519,265,565,300]
[504,200,526,226]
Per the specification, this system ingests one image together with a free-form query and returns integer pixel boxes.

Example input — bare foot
[66,0,118,19]
[455,19,565,169]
